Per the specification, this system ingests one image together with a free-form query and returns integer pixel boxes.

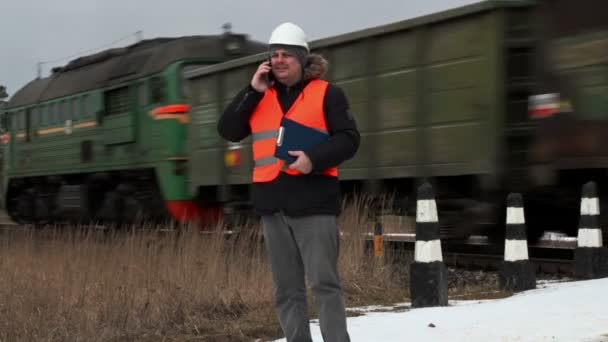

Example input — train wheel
[33,196,51,225]
[14,189,35,224]
[95,191,121,224]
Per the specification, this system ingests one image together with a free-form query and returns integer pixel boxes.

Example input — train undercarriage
[5,165,608,249]
[5,169,170,225]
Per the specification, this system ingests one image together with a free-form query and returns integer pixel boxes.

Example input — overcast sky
[1,0,482,98]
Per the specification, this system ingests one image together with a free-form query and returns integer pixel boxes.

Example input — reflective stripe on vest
[252,129,279,141]
[249,79,338,182]
[254,155,278,167]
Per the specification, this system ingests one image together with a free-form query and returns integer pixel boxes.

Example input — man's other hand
[287,151,313,174]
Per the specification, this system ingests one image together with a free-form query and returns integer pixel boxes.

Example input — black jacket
[217,61,360,216]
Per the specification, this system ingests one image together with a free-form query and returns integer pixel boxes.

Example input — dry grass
[0,198,408,341]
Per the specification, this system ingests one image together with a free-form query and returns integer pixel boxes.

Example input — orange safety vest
[249,79,338,183]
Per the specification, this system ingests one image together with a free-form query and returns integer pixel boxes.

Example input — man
[217,22,359,342]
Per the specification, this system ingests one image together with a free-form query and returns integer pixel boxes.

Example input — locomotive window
[65,101,70,121]
[150,77,166,104]
[39,106,45,126]
[46,104,52,124]
[139,81,148,106]
[86,95,93,118]
[59,101,67,122]
[84,95,95,118]
[53,102,63,124]
[6,112,13,132]
[81,95,90,118]
[65,100,72,120]
[31,108,39,128]
[71,98,79,121]
[105,86,130,116]
[1,113,10,133]
[40,105,48,126]
[50,103,57,124]
[55,102,61,124]
[25,109,32,142]
[47,104,54,125]
[17,111,24,130]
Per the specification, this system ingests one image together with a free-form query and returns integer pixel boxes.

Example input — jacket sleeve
[305,84,361,172]
[217,85,264,142]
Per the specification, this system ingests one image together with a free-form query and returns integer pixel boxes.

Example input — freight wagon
[2,0,607,242]
[183,0,608,240]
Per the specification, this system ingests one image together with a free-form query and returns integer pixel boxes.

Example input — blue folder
[275,117,329,164]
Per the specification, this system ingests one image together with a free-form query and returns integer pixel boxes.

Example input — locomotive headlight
[224,142,242,167]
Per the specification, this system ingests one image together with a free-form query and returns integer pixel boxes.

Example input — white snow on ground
[274,277,608,342]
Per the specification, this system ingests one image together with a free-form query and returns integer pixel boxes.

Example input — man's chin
[276,75,299,85]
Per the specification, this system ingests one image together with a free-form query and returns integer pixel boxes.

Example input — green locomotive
[1,33,266,224]
[2,0,607,242]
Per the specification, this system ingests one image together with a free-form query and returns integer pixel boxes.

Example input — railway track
[442,252,573,274]
[372,233,576,275]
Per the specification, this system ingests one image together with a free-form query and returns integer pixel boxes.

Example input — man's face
[270,48,302,85]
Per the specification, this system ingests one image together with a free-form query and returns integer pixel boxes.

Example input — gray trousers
[262,213,350,342]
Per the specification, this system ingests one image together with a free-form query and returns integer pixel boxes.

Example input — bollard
[374,221,383,257]
[498,193,536,291]
[409,182,448,308]
[574,181,608,279]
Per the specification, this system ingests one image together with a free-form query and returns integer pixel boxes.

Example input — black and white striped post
[410,182,447,308]
[574,181,608,279]
[498,193,536,291]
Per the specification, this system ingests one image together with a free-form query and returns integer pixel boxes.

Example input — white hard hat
[268,22,309,52]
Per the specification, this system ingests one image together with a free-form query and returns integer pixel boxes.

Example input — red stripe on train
[151,104,190,115]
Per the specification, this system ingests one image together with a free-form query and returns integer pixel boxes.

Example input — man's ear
[304,55,312,67]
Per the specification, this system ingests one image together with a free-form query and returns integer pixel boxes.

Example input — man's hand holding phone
[251,60,274,92]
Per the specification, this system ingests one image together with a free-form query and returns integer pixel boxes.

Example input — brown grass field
[0,198,505,341]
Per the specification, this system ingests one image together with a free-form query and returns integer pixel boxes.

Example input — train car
[524,0,608,238]
[1,33,266,224]
[183,0,608,241]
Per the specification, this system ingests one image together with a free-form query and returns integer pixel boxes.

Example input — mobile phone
[266,58,275,82]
